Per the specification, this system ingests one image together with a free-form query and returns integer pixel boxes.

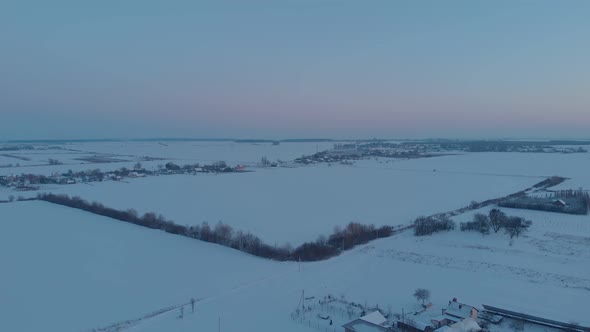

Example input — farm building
[482,304,590,332]
[343,311,392,332]
[397,299,481,332]
[443,299,478,320]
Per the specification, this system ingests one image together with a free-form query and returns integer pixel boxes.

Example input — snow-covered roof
[431,314,457,323]
[411,320,433,331]
[343,319,391,332]
[446,301,476,319]
[448,318,481,332]
[361,311,387,325]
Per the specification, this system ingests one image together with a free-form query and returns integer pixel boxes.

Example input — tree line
[36,193,394,262]
[413,215,455,236]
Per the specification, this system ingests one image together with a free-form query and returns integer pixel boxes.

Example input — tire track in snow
[359,247,590,291]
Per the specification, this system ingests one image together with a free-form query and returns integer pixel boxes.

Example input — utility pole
[297,289,305,312]
[218,316,221,332]
[302,289,305,310]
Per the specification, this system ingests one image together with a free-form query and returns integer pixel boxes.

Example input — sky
[1,0,589,140]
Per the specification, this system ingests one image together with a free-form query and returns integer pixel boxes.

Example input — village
[291,293,588,332]
[0,160,246,193]
[293,141,589,165]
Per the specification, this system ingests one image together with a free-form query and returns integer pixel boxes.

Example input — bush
[460,213,490,234]
[414,215,455,236]
[504,216,532,239]
[489,208,507,233]
[292,242,339,261]
[327,222,392,250]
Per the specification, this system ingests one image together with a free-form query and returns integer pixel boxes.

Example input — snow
[360,311,387,325]
[0,200,294,332]
[449,318,481,332]
[1,199,588,332]
[27,157,537,245]
[1,143,589,332]
[446,301,475,319]
[0,141,335,176]
[345,320,388,332]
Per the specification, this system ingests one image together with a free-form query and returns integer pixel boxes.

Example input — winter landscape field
[1,140,589,332]
[4,2,590,332]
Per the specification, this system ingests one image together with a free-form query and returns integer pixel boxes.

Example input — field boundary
[31,176,567,262]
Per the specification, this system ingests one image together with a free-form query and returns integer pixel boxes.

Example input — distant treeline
[397,140,589,153]
[4,138,335,144]
[36,193,393,262]
[235,138,333,143]
[532,176,567,188]
[410,139,590,146]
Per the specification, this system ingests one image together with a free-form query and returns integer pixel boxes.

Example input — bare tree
[504,217,531,239]
[260,156,270,166]
[8,195,15,202]
[489,208,507,233]
[214,221,234,245]
[473,213,490,234]
[413,288,430,304]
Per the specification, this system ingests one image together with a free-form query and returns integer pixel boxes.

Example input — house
[360,311,388,325]
[430,315,455,329]
[443,299,478,320]
[397,306,439,332]
[343,319,392,332]
[552,199,567,207]
[344,311,392,332]
[439,318,481,332]
[400,299,480,332]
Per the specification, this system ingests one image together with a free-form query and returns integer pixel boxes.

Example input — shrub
[414,215,455,236]
[489,208,507,233]
[292,242,339,261]
[504,216,532,239]
[460,213,490,234]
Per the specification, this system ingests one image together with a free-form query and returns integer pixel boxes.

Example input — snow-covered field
[0,141,334,176]
[39,157,538,245]
[1,200,588,332]
[0,200,295,332]
[1,142,589,332]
